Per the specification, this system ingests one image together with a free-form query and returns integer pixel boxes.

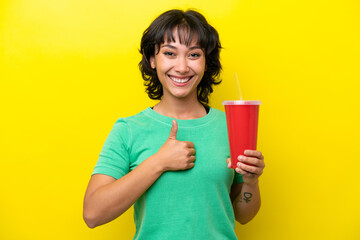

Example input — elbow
[83,208,100,229]
[237,217,252,225]
[83,214,97,229]
[235,215,250,225]
[85,221,97,229]
[83,206,125,229]
[234,206,260,225]
[84,220,97,229]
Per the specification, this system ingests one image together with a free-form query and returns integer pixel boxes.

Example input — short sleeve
[92,119,131,179]
[233,171,244,183]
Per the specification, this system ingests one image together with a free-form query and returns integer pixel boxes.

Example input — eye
[190,53,201,58]
[164,51,175,56]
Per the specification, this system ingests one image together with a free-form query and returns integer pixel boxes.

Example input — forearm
[233,181,261,224]
[84,155,163,228]
[84,122,196,228]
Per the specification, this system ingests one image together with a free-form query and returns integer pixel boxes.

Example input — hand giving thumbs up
[154,120,196,172]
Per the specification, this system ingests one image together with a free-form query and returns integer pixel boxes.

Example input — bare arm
[231,181,261,224]
[83,155,164,228]
[83,120,196,228]
[227,150,265,224]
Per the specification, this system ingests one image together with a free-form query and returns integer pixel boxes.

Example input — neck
[153,95,207,120]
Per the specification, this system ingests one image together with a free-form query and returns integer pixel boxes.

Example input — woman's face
[150,30,206,102]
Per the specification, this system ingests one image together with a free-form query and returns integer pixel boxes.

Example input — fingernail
[238,155,243,161]
[237,162,241,167]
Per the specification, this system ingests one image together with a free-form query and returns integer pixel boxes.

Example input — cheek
[155,58,170,71]
[198,57,206,71]
[197,61,206,76]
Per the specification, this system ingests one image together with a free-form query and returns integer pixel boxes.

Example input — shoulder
[110,108,158,139]
[210,107,225,115]
[209,107,226,122]
[113,108,151,128]
[109,109,150,141]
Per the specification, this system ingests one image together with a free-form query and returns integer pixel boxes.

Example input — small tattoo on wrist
[238,192,253,203]
[243,192,253,203]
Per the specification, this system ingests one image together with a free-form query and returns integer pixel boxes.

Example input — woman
[83,9,265,239]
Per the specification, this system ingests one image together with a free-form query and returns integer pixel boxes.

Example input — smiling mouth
[168,75,193,83]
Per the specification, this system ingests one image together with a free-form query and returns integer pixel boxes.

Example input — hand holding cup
[227,150,265,185]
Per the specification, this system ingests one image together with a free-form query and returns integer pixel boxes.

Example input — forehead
[163,26,200,46]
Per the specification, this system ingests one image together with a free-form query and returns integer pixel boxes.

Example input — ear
[150,56,156,69]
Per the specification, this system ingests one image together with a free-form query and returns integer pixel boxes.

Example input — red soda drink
[223,101,261,169]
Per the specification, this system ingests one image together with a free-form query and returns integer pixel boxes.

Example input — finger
[183,141,195,148]
[226,158,231,168]
[187,148,196,156]
[238,155,264,167]
[237,162,263,175]
[235,167,250,175]
[244,150,264,160]
[168,120,178,140]
[187,162,195,169]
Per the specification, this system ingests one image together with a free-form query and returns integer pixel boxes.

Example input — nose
[174,57,189,73]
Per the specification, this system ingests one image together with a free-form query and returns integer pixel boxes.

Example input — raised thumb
[168,119,178,140]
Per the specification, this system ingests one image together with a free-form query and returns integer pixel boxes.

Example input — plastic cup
[222,100,261,169]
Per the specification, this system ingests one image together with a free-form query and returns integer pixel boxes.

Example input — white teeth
[169,76,191,83]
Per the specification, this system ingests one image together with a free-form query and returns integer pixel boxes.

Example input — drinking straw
[234,73,243,100]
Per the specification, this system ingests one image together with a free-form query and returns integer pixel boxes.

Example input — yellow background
[1,0,359,239]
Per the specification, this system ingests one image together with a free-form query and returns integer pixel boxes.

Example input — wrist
[147,153,167,174]
[243,179,259,187]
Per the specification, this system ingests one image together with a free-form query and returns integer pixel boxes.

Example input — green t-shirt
[93,107,243,240]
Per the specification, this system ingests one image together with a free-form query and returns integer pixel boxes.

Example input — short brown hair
[139,9,222,105]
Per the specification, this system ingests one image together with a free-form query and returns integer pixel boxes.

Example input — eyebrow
[160,44,202,50]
